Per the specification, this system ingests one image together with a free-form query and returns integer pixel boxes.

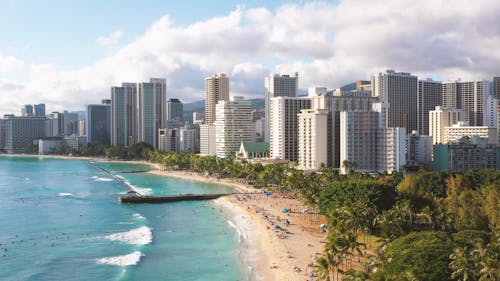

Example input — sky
[1,0,500,116]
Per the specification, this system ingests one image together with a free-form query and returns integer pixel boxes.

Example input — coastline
[1,154,326,280]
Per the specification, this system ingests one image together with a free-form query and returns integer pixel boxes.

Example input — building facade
[215,97,253,158]
[205,73,229,125]
[34,104,46,117]
[269,97,311,162]
[200,124,216,155]
[442,80,490,126]
[372,70,418,132]
[167,98,184,128]
[444,122,498,144]
[406,131,433,166]
[433,136,500,173]
[138,78,167,148]
[86,102,111,145]
[4,116,46,154]
[264,73,298,142]
[417,79,442,135]
[298,109,329,170]
[111,82,137,146]
[429,106,464,144]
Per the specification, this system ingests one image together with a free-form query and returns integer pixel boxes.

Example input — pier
[118,193,235,204]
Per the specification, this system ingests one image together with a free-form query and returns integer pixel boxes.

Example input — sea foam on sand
[104,226,153,245]
[96,251,144,266]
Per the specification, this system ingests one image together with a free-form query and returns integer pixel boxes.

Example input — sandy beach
[150,169,327,281]
[1,154,327,280]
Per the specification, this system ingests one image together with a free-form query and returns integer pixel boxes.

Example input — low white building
[444,121,497,144]
[63,135,87,151]
[38,137,63,155]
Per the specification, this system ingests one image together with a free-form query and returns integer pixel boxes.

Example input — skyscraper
[372,70,418,132]
[205,73,229,125]
[417,79,442,135]
[442,80,490,126]
[298,109,329,170]
[264,73,298,142]
[34,104,46,117]
[21,105,34,117]
[167,98,184,128]
[269,97,310,161]
[4,115,46,154]
[138,78,167,148]
[493,76,500,99]
[86,101,111,145]
[111,82,137,146]
[214,96,253,158]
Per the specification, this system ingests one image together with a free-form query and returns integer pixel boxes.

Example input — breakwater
[118,193,233,204]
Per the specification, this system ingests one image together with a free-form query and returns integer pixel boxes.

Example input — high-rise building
[111,82,137,146]
[4,116,46,154]
[45,113,59,137]
[86,101,111,145]
[269,97,311,161]
[485,94,498,128]
[158,128,179,152]
[264,73,298,142]
[205,74,229,125]
[442,80,490,126]
[21,105,34,117]
[138,78,167,148]
[0,118,7,151]
[167,98,184,128]
[60,111,79,136]
[179,124,199,153]
[493,76,500,99]
[34,104,46,117]
[339,111,406,174]
[193,112,204,125]
[372,70,418,132]
[429,106,464,144]
[406,131,433,166]
[200,124,216,155]
[215,97,253,158]
[310,94,379,167]
[339,111,380,174]
[298,109,329,170]
[417,79,442,135]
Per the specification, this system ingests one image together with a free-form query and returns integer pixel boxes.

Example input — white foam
[94,177,113,182]
[91,176,98,179]
[227,220,243,242]
[104,226,152,245]
[57,192,74,197]
[133,213,146,220]
[96,251,144,266]
[125,181,152,195]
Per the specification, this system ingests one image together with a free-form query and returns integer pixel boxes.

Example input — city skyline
[2,0,500,117]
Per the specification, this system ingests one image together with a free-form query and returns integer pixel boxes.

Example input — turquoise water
[0,157,248,281]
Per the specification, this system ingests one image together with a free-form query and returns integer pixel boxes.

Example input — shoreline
[1,154,325,280]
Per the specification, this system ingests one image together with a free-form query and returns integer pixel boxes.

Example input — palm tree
[314,256,332,281]
[449,246,479,281]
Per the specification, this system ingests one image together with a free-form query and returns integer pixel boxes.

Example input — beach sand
[150,169,327,281]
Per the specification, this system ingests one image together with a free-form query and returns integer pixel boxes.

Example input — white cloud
[2,0,500,115]
[0,54,24,73]
[96,30,124,46]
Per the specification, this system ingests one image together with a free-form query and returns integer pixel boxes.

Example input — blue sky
[0,0,322,78]
[0,0,499,115]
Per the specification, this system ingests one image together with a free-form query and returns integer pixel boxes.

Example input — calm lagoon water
[0,157,248,281]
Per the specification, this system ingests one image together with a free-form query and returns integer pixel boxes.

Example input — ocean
[0,156,250,281]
